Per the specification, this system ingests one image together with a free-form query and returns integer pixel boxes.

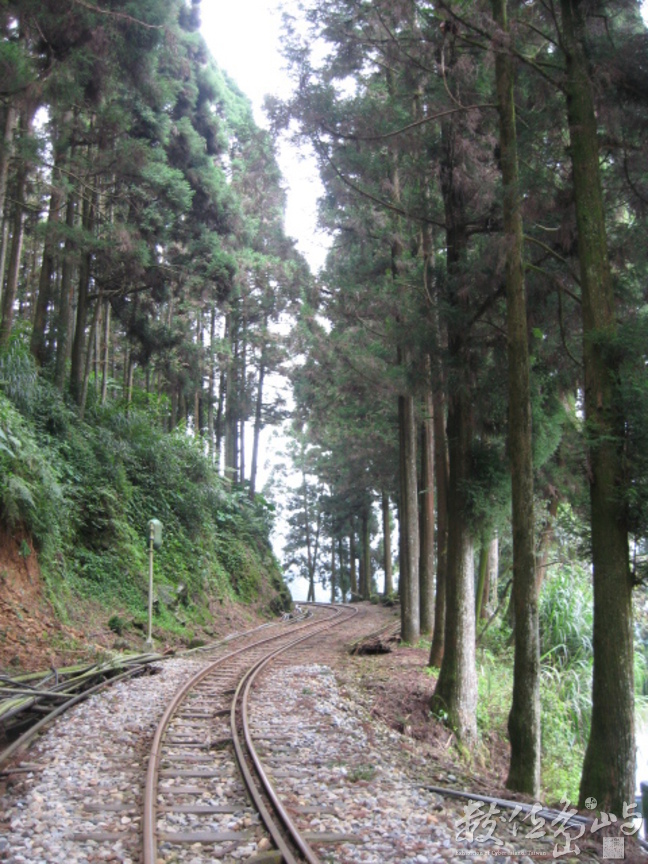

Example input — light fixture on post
[146,519,163,650]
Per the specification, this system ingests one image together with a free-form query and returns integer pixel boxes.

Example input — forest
[0,3,299,670]
[1,0,648,831]
[268,0,648,819]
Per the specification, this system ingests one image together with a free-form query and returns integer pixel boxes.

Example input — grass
[347,764,376,783]
[476,645,589,803]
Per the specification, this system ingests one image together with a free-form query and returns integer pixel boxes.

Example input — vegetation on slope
[0,337,291,652]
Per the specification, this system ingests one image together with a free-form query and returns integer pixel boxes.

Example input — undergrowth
[477,556,646,804]
[0,338,291,641]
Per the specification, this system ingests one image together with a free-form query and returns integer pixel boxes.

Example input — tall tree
[491,0,540,796]
[559,0,635,813]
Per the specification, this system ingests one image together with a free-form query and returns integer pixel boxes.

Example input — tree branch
[69,0,163,29]
[321,102,496,144]
[316,139,446,229]
[523,234,581,286]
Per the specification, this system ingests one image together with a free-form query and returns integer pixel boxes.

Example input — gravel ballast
[0,611,612,864]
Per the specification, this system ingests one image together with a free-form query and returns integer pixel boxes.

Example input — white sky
[200,0,330,274]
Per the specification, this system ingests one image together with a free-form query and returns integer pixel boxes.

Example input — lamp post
[146,519,163,650]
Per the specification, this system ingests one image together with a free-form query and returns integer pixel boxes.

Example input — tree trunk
[331,538,336,603]
[70,179,97,403]
[487,534,499,613]
[431,369,478,742]
[349,523,358,597]
[94,302,101,391]
[250,330,267,499]
[419,386,435,634]
[537,495,558,593]
[54,190,77,391]
[224,312,238,484]
[475,535,490,623]
[399,382,420,643]
[101,299,111,404]
[382,490,393,596]
[303,469,316,603]
[79,297,101,419]
[126,349,134,411]
[360,508,371,599]
[208,307,217,461]
[490,0,541,796]
[430,382,449,666]
[30,149,64,365]
[560,0,634,814]
[430,94,477,743]
[195,311,203,438]
[0,184,26,347]
[0,216,9,303]
[239,336,246,483]
[0,104,17,226]
[0,107,34,347]
[170,386,178,429]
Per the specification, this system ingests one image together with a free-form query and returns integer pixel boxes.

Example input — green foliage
[476,647,513,739]
[476,642,589,803]
[0,334,38,410]
[607,313,648,545]
[539,561,593,665]
[0,389,66,553]
[477,555,598,802]
[108,614,126,635]
[0,362,290,630]
[539,562,593,799]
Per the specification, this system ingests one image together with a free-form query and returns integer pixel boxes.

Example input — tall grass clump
[538,561,593,802]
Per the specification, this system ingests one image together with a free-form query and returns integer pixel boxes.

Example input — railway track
[4,602,624,864]
[143,602,359,864]
[0,606,312,773]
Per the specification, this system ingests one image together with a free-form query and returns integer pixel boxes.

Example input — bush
[539,561,593,665]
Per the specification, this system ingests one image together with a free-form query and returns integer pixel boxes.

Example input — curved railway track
[4,602,634,863]
[143,602,359,864]
[0,606,312,773]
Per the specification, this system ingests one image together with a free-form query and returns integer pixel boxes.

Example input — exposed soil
[0,528,277,675]
[345,633,515,799]
[0,528,85,673]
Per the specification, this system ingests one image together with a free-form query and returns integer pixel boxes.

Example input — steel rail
[142,605,338,864]
[184,606,311,657]
[0,664,149,772]
[233,603,360,864]
[0,612,307,774]
[425,784,648,853]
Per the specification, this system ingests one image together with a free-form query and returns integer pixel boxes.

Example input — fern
[3,475,35,526]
